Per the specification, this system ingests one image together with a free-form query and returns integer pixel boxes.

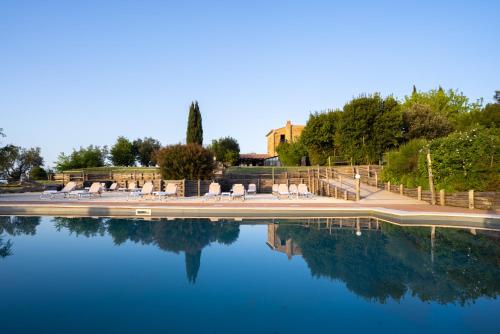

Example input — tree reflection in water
[0,216,41,259]
[275,219,500,305]
[53,217,240,283]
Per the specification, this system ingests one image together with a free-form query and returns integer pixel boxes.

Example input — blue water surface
[0,216,499,334]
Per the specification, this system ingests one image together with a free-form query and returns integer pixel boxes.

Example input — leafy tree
[186,101,203,145]
[337,94,403,164]
[30,166,48,180]
[0,146,44,180]
[156,144,214,179]
[301,111,340,165]
[55,145,107,171]
[110,136,135,166]
[276,141,308,166]
[402,103,454,140]
[132,137,162,167]
[402,88,481,128]
[209,137,240,166]
[468,103,500,129]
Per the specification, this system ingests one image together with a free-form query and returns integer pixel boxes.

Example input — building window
[280,134,286,143]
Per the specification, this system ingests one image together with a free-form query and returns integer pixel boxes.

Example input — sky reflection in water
[0,216,499,334]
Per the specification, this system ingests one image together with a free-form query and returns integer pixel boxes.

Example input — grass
[61,166,159,174]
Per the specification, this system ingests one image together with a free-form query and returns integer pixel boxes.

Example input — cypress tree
[186,101,203,145]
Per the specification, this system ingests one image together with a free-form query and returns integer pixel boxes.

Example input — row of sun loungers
[40,181,312,201]
[272,183,313,199]
[40,181,179,200]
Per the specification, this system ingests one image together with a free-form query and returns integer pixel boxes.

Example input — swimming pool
[1,216,499,333]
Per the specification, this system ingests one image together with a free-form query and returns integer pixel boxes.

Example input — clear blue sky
[1,0,498,167]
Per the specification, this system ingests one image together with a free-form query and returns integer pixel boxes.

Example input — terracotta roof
[239,153,270,160]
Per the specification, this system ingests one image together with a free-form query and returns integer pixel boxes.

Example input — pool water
[1,216,499,333]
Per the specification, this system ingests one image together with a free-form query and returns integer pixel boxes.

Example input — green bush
[156,144,214,180]
[420,127,499,192]
[276,141,307,166]
[30,166,48,180]
[381,139,428,188]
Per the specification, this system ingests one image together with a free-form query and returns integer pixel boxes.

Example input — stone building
[266,120,305,157]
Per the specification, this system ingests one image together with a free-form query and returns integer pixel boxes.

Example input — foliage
[156,144,214,179]
[276,141,308,166]
[402,87,482,128]
[300,111,340,165]
[0,146,44,180]
[55,145,107,172]
[468,103,500,129]
[381,139,428,188]
[132,137,161,167]
[110,136,135,166]
[186,101,203,145]
[209,137,240,166]
[336,94,403,164]
[419,127,499,191]
[30,166,48,180]
[402,103,453,140]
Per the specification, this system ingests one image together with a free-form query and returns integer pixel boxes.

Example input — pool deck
[0,192,499,229]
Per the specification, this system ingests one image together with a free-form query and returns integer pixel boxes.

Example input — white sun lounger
[70,182,102,199]
[298,184,313,198]
[118,181,138,192]
[204,182,221,200]
[40,181,77,199]
[109,183,118,191]
[247,183,257,195]
[129,182,154,199]
[272,184,279,196]
[155,183,178,200]
[277,184,290,199]
[231,184,245,201]
[289,184,299,198]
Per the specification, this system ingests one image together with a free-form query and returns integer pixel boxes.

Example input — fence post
[469,190,474,209]
[387,181,391,192]
[197,179,201,197]
[400,184,404,195]
[344,190,348,200]
[272,167,275,185]
[182,179,186,197]
[334,186,338,199]
[356,179,360,201]
[339,175,342,188]
[374,172,378,187]
[439,189,445,206]
[417,186,422,201]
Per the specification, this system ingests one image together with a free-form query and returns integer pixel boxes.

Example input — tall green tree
[0,146,44,180]
[337,94,403,164]
[110,136,135,166]
[55,145,107,172]
[133,137,161,166]
[301,110,341,165]
[402,103,454,140]
[186,101,203,145]
[209,137,240,166]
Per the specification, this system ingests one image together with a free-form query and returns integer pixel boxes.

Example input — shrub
[276,141,308,166]
[381,139,427,187]
[156,144,214,180]
[419,127,499,191]
[30,166,48,180]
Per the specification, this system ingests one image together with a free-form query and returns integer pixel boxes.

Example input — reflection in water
[0,216,41,259]
[1,215,499,305]
[271,218,500,305]
[53,217,240,283]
